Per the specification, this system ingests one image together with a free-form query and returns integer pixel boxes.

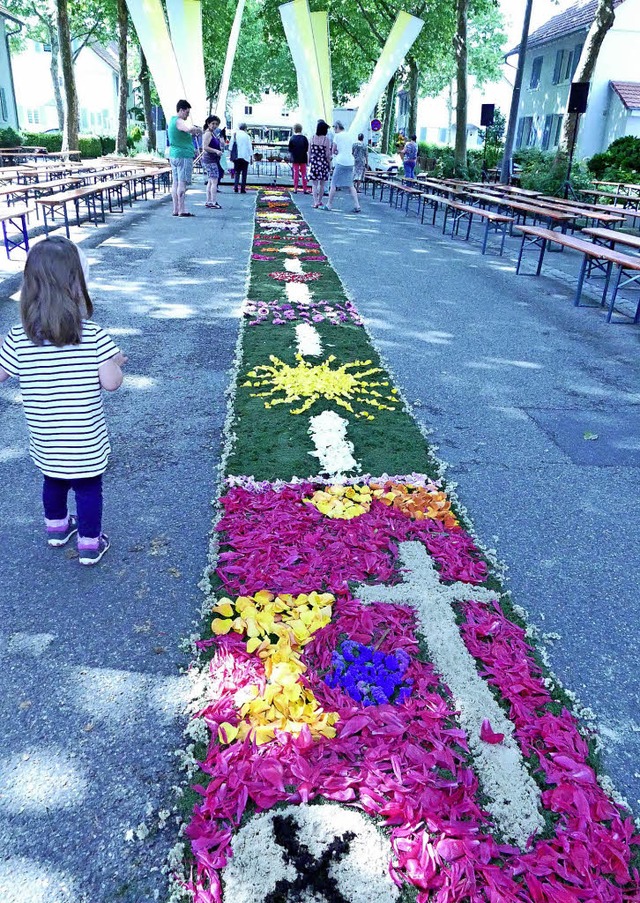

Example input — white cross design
[355,540,544,848]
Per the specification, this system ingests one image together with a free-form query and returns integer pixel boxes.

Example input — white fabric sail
[125,0,187,126]
[215,0,247,127]
[310,11,333,125]
[348,12,424,140]
[279,0,326,137]
[166,0,208,127]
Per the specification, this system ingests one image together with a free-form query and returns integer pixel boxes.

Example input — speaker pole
[563,113,580,199]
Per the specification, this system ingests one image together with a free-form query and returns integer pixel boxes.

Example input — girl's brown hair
[20,236,93,346]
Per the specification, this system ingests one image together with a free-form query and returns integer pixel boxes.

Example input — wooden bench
[36,180,128,237]
[443,201,514,255]
[515,225,640,323]
[365,174,395,202]
[0,204,35,259]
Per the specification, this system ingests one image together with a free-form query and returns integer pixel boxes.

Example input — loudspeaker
[568,82,590,114]
[480,104,495,127]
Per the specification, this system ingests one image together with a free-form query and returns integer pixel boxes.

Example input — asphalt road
[0,180,638,903]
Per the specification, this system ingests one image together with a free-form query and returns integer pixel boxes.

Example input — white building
[0,5,21,131]
[397,75,513,148]
[228,90,300,141]
[11,39,129,136]
[507,0,640,157]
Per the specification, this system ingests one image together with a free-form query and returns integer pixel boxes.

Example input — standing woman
[202,116,222,209]
[352,132,368,193]
[308,120,332,209]
[325,120,361,213]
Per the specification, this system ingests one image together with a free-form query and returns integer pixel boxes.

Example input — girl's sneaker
[47,514,78,548]
[78,534,110,566]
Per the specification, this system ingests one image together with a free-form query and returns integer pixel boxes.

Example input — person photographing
[168,99,202,217]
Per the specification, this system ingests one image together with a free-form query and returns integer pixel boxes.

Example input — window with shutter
[515,118,526,148]
[571,43,583,79]
[541,115,553,150]
[563,51,574,81]
[553,49,564,85]
[530,57,543,89]
[525,117,536,147]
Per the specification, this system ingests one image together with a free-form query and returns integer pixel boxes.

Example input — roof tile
[507,0,626,56]
[611,81,640,109]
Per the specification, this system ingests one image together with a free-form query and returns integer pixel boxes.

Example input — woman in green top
[169,99,202,217]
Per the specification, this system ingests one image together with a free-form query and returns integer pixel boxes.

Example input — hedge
[18,131,110,158]
[0,127,22,148]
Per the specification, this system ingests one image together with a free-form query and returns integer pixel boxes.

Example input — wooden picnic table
[515,224,640,323]
[0,203,35,259]
[582,226,640,254]
[474,184,542,199]
[522,197,625,228]
[466,190,576,230]
[580,188,640,210]
[592,180,640,197]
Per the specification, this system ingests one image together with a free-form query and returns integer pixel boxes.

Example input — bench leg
[573,255,589,306]
[601,260,613,307]
[499,222,507,257]
[536,237,546,276]
[441,205,449,235]
[465,214,473,241]
[481,219,490,254]
[516,234,526,274]
[606,267,623,322]
[63,204,71,239]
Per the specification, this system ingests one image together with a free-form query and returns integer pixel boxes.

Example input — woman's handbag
[230,138,238,162]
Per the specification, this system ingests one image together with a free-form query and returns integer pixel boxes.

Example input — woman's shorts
[331,164,355,188]
[202,157,219,179]
[170,157,193,185]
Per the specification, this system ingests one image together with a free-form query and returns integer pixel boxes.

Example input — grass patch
[226,320,437,480]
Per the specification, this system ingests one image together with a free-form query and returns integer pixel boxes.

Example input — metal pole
[563,113,580,199]
[501,0,534,184]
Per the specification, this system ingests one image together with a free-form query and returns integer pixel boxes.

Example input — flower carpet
[175,191,640,902]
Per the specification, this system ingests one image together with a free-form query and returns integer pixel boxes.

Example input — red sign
[370,119,382,132]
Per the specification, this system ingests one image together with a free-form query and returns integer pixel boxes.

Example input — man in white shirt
[325,121,361,213]
[232,123,254,194]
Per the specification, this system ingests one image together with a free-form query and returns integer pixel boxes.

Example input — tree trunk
[453,0,468,174]
[49,27,64,132]
[560,0,615,153]
[407,57,419,139]
[139,49,156,152]
[116,0,128,154]
[501,0,534,183]
[56,0,79,151]
[381,74,397,154]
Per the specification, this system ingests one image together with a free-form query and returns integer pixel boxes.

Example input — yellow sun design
[242,354,398,418]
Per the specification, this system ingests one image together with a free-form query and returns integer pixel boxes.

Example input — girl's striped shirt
[0,320,120,479]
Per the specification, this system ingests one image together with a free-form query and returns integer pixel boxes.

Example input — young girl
[0,236,126,565]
